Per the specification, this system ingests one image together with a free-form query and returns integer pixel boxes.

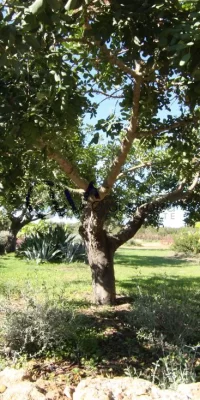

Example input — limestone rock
[72,377,190,400]
[177,382,200,400]
[0,381,44,400]
[63,385,75,399]
[0,368,26,386]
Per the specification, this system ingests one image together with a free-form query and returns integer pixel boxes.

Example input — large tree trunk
[86,230,115,305]
[6,220,21,252]
[6,217,30,253]
[80,205,116,305]
[80,202,146,305]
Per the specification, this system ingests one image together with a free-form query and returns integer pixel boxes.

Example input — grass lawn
[0,248,199,305]
[0,248,200,388]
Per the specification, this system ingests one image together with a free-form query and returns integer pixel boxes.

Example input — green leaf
[47,0,61,11]
[179,53,191,66]
[25,35,41,50]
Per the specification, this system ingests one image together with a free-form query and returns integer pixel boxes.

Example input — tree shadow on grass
[115,252,190,268]
[117,275,200,306]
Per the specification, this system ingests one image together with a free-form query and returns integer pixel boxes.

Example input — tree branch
[117,161,152,179]
[137,115,199,138]
[99,76,142,198]
[36,141,89,191]
[92,89,123,99]
[61,38,141,80]
[112,173,200,249]
[95,42,141,80]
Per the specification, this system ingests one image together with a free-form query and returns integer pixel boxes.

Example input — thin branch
[92,89,123,99]
[61,37,141,80]
[117,161,152,179]
[188,172,199,191]
[99,76,142,198]
[140,173,199,212]
[94,43,142,80]
[137,115,199,138]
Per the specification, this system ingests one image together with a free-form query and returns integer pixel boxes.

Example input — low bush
[151,346,198,389]
[173,231,200,255]
[127,292,200,345]
[1,285,99,360]
[17,225,87,263]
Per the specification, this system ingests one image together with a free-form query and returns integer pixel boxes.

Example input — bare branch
[99,76,142,198]
[36,141,89,191]
[188,172,199,191]
[117,161,152,179]
[92,89,123,99]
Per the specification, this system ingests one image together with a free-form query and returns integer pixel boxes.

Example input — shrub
[61,233,87,263]
[17,220,74,238]
[0,211,10,231]
[127,292,200,345]
[17,225,87,263]
[1,285,99,360]
[124,345,197,390]
[151,346,197,389]
[2,296,74,357]
[173,231,200,255]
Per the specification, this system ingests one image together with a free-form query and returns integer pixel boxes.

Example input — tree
[0,0,200,304]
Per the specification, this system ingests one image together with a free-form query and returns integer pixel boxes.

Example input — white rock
[0,368,26,386]
[73,377,192,400]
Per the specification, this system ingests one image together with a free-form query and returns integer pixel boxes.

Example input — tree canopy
[1,0,200,303]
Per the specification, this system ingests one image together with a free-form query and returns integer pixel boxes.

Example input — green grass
[115,249,200,304]
[0,249,199,306]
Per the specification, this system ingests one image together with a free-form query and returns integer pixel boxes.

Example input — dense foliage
[17,224,87,263]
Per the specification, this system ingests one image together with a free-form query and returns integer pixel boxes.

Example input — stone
[0,368,26,386]
[73,377,192,400]
[1,368,200,400]
[1,382,35,400]
[0,385,7,394]
[63,385,74,399]
[177,382,200,400]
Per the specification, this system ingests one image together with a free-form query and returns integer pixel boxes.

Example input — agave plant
[60,233,87,263]
[17,231,61,263]
[17,226,87,264]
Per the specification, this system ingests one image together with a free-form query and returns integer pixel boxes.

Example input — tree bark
[6,217,31,253]
[80,205,116,305]
[6,219,22,252]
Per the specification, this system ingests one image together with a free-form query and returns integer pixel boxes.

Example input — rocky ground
[0,367,200,400]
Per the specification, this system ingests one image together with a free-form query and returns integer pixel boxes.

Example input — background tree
[0,0,200,304]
